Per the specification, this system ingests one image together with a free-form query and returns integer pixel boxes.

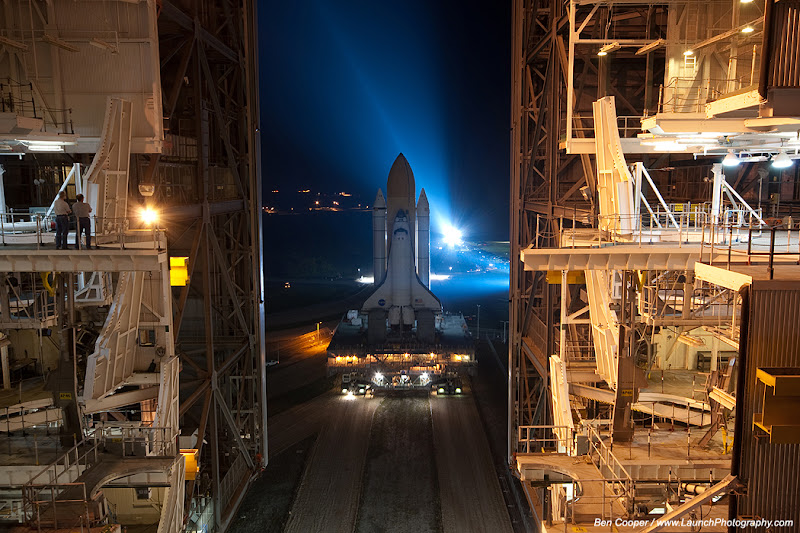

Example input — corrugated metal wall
[737,281,800,532]
[768,0,800,88]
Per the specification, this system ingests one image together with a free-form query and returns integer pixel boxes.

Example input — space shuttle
[362,154,441,343]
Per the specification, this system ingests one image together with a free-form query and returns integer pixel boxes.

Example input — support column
[1,342,9,390]
[711,163,724,224]
[612,271,636,442]
[560,270,567,361]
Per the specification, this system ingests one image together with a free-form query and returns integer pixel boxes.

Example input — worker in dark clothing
[53,191,71,250]
[72,194,93,249]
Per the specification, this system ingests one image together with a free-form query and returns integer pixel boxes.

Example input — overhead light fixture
[89,38,118,53]
[42,34,79,53]
[26,144,64,152]
[598,42,621,56]
[741,0,754,3]
[636,39,666,56]
[741,26,755,34]
[772,150,793,169]
[683,50,694,56]
[0,36,28,52]
[722,150,740,167]
[678,333,705,347]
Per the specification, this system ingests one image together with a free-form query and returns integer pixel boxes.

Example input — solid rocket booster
[416,188,430,287]
[372,189,386,285]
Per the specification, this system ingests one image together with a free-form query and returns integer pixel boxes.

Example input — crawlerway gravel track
[256,386,513,533]
[355,394,441,533]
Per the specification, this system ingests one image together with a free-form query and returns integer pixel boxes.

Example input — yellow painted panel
[169,257,190,286]
[181,449,199,480]
[546,271,586,284]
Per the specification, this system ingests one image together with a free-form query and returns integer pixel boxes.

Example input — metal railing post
[728,225,733,268]
[700,223,705,261]
[710,224,715,265]
[84,483,90,528]
[51,486,57,530]
[769,228,776,280]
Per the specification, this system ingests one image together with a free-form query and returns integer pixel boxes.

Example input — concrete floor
[0,377,51,410]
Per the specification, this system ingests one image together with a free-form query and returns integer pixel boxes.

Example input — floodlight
[722,150,740,167]
[442,225,463,247]
[772,150,793,169]
[597,42,620,56]
[141,207,159,225]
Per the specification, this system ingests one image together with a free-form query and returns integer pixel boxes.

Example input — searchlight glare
[722,150,740,167]
[772,150,793,169]
[443,225,463,247]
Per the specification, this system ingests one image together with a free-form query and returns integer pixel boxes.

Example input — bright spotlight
[772,150,793,169]
[141,207,159,225]
[442,225,463,247]
[722,150,740,167]
[374,372,383,381]
[421,372,429,380]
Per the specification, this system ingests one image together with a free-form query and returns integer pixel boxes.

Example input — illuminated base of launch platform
[327,311,475,390]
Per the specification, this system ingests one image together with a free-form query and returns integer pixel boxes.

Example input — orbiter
[362,154,441,343]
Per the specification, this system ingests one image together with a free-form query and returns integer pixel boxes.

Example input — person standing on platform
[53,191,71,250]
[72,194,93,250]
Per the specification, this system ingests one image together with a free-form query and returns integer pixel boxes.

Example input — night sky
[258,1,511,240]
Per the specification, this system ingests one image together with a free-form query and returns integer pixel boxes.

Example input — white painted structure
[363,154,441,328]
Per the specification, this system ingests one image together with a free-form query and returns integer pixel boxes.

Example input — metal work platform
[0,247,166,273]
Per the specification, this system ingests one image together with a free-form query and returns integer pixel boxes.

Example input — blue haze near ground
[263,212,509,332]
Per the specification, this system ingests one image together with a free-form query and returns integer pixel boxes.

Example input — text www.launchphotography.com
[595,518,795,529]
